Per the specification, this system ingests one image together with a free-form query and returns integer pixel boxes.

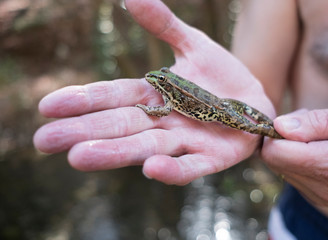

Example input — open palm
[34,0,277,185]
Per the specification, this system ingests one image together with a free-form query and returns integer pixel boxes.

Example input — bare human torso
[232,0,328,113]
[293,0,328,110]
[232,0,328,218]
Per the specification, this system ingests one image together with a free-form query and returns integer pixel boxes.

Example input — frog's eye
[158,75,166,83]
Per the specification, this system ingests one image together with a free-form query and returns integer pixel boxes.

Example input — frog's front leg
[136,96,174,117]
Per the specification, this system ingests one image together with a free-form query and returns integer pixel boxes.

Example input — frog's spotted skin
[136,67,283,139]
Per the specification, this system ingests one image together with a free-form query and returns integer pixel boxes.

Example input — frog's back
[167,72,221,108]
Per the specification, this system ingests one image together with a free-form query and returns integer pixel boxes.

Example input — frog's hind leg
[221,99,274,125]
[228,111,282,138]
[241,105,283,138]
[243,105,274,125]
[217,100,282,139]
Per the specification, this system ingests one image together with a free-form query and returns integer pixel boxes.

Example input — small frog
[136,67,282,139]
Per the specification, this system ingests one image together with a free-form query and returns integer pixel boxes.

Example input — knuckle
[307,109,328,137]
[85,82,109,107]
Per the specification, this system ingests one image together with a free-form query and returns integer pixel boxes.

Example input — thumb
[124,0,202,53]
[274,109,328,142]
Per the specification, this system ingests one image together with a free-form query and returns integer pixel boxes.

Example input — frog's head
[145,67,173,95]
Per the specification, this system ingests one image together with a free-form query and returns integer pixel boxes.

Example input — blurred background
[0,0,283,239]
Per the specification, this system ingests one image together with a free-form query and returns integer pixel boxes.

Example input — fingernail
[278,117,301,131]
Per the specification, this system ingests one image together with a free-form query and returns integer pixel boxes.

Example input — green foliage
[0,58,22,87]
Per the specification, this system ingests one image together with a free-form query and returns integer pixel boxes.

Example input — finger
[143,154,223,185]
[274,109,328,141]
[277,173,328,207]
[124,0,266,108]
[263,139,328,206]
[34,107,157,153]
[39,79,150,118]
[125,0,206,53]
[67,129,185,171]
[262,139,328,169]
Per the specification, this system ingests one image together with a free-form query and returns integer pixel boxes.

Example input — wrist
[277,184,328,239]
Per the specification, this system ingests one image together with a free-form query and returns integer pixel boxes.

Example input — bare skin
[33,0,328,217]
[294,0,328,110]
[232,0,328,216]
[34,0,276,185]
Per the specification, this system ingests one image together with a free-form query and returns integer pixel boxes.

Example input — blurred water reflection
[178,169,273,240]
[179,177,239,240]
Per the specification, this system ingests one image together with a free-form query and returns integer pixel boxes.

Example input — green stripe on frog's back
[158,67,222,108]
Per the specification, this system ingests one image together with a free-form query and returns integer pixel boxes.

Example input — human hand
[34,0,276,185]
[262,109,328,215]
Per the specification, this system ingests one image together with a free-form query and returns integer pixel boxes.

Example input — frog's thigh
[236,116,278,136]
[218,109,253,130]
[222,98,274,124]
[244,105,273,124]
[219,99,244,115]
[224,109,266,131]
